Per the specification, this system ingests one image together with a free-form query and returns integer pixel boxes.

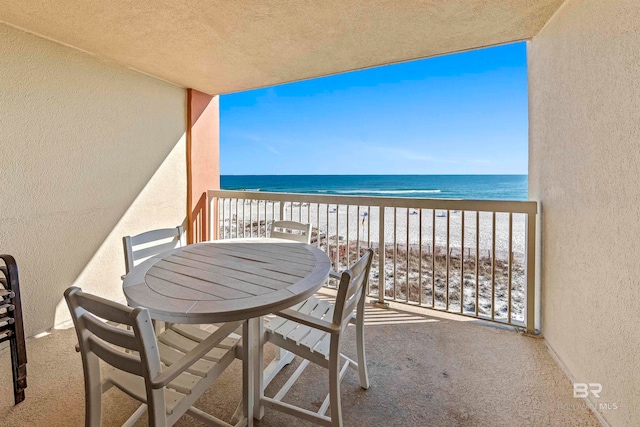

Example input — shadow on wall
[52,136,188,330]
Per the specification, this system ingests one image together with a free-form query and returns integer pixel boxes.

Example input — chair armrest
[150,321,242,389]
[329,270,341,280]
[276,308,341,335]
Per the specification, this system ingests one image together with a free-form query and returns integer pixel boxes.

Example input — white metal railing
[208,189,538,334]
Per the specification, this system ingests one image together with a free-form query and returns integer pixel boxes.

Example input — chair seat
[105,323,239,415]
[265,296,336,359]
[158,324,239,371]
[106,368,185,415]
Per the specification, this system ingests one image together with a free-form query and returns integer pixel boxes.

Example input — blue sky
[220,42,528,175]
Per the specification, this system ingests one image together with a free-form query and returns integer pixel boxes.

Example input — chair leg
[275,346,289,362]
[83,353,103,427]
[329,338,343,427]
[9,338,27,404]
[355,315,369,390]
[148,388,168,427]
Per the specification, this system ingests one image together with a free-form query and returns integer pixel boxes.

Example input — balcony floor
[1,298,599,426]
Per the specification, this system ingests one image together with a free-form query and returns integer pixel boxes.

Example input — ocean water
[221,175,527,201]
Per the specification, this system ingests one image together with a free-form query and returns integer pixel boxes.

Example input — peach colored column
[187,89,220,244]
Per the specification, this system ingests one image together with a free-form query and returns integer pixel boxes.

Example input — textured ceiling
[0,1,565,94]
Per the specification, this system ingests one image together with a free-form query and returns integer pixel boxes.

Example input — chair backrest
[64,287,165,413]
[123,226,185,274]
[332,249,374,328]
[269,221,312,244]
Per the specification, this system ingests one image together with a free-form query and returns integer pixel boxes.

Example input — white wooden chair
[123,226,185,277]
[65,287,243,427]
[262,249,374,427]
[266,221,313,365]
[122,226,190,333]
[269,221,312,244]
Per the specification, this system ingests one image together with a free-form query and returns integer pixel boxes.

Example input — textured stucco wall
[0,23,187,337]
[529,0,640,424]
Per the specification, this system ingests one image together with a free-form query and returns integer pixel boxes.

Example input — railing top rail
[208,189,537,215]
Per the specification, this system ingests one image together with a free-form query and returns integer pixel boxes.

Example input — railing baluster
[209,196,214,241]
[491,211,496,321]
[446,209,450,311]
[326,203,330,264]
[220,198,224,239]
[475,210,479,317]
[378,207,385,304]
[356,205,361,259]
[258,200,262,237]
[365,205,371,296]
[249,200,253,238]
[335,205,339,271]
[419,208,423,306]
[508,212,513,324]
[235,199,239,238]
[406,208,410,303]
[367,206,371,249]
[218,198,222,240]
[346,205,350,267]
[432,208,436,308]
[393,207,397,300]
[264,200,267,236]
[224,198,229,239]
[461,210,465,314]
[316,203,320,248]
[258,200,267,237]
[526,211,537,334]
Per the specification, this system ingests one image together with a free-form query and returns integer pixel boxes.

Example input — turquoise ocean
[221,175,527,201]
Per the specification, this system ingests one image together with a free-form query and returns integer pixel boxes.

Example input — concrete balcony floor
[1,299,599,426]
